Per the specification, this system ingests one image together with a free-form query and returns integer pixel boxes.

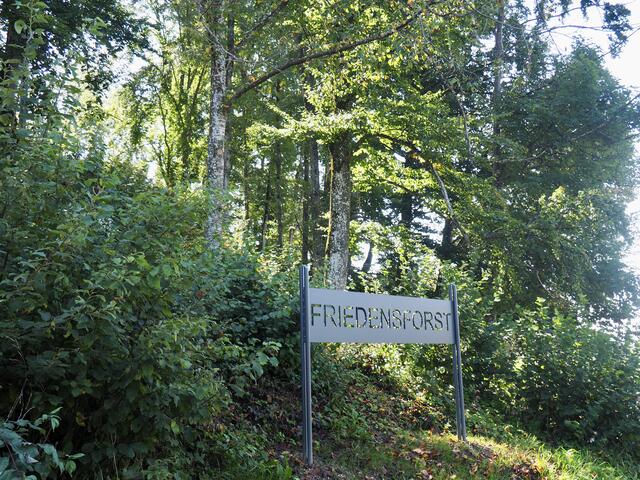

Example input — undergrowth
[217,346,639,480]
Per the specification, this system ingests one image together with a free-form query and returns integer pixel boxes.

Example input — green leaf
[125,383,138,403]
[252,361,263,377]
[0,427,22,447]
[14,20,27,34]
[170,420,180,435]
[41,443,61,468]
[65,460,77,475]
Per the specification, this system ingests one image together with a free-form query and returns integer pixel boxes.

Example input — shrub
[0,158,298,477]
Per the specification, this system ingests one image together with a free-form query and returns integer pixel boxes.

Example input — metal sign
[299,265,466,466]
[308,288,454,344]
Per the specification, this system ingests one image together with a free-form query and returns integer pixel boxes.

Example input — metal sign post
[299,265,466,465]
[299,265,312,465]
[449,284,467,441]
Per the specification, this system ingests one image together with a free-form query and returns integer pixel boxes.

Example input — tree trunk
[274,141,284,248]
[491,1,505,114]
[1,0,27,134]
[243,157,251,223]
[223,14,234,190]
[203,2,229,246]
[491,0,505,186]
[309,138,323,267]
[439,218,454,260]
[326,132,353,290]
[362,241,374,274]
[260,157,272,251]
[302,144,310,264]
[302,70,324,269]
[400,196,413,228]
[400,151,419,228]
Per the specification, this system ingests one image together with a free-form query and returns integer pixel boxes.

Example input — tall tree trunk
[223,14,234,190]
[1,0,27,134]
[243,157,251,223]
[274,141,284,248]
[326,132,353,290]
[201,2,229,246]
[302,144,310,264]
[309,138,323,267]
[492,1,504,114]
[260,158,272,251]
[491,0,505,186]
[1,0,24,68]
[302,71,324,269]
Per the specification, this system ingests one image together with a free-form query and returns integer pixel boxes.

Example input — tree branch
[376,133,471,247]
[195,0,216,39]
[229,5,431,103]
[235,0,290,49]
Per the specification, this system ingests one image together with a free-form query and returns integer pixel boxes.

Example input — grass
[228,350,639,480]
[281,430,638,479]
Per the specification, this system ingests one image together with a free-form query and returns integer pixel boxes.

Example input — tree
[0,0,144,132]
[194,0,440,246]
[117,0,208,187]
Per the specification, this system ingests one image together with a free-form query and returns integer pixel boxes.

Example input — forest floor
[228,359,639,480]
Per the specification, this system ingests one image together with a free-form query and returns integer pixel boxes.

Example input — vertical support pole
[299,265,313,465]
[449,283,467,441]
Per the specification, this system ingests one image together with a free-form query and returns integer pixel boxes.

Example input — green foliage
[500,308,640,452]
[0,409,83,479]
[2,0,640,477]
[0,150,299,476]
[115,1,208,187]
[349,260,640,456]
[0,0,145,92]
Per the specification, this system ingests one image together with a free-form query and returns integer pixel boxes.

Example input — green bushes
[0,409,83,479]
[461,298,640,456]
[0,157,298,477]
[503,310,640,452]
[1,134,638,477]
[353,261,640,458]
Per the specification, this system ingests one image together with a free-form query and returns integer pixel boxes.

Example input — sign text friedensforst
[307,288,454,344]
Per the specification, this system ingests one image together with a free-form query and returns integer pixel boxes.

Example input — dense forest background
[1,0,639,478]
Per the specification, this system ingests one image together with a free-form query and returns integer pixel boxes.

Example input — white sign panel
[307,288,454,344]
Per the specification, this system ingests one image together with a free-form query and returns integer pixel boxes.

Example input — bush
[1,409,83,479]
[507,308,640,453]
[0,158,298,477]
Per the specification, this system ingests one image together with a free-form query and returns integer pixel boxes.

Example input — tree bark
[274,140,284,248]
[491,0,505,185]
[302,144,310,264]
[362,241,374,274]
[326,132,353,290]
[223,14,234,190]
[439,218,454,260]
[243,157,251,223]
[400,153,418,228]
[302,67,325,269]
[260,157,272,251]
[309,137,324,267]
[1,0,27,134]
[491,1,505,114]
[199,1,229,247]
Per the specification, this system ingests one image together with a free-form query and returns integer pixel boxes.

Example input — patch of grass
[235,351,638,480]
[286,374,637,479]
[289,431,638,480]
